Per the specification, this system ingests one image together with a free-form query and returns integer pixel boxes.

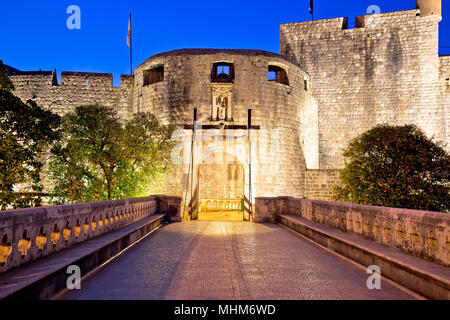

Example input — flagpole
[129,13,133,76]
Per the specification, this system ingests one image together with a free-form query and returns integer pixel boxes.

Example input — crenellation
[121,74,134,86]
[9,70,134,117]
[60,71,114,87]
[9,72,55,87]
[281,17,349,38]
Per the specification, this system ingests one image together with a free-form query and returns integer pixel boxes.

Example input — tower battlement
[281,9,439,35]
[280,6,447,170]
[9,70,133,90]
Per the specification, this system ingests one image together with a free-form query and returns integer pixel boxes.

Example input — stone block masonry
[134,49,318,203]
[281,9,448,169]
[305,169,341,200]
[9,71,134,119]
[439,55,450,144]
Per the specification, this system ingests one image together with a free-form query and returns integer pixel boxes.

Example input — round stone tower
[133,49,319,218]
[416,0,442,18]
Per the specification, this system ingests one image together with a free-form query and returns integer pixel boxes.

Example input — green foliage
[49,105,175,204]
[333,124,450,212]
[0,60,14,92]
[0,90,61,210]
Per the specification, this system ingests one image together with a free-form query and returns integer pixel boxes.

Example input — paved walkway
[60,221,415,300]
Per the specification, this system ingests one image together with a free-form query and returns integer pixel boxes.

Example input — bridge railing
[255,196,450,267]
[199,198,243,212]
[0,195,181,274]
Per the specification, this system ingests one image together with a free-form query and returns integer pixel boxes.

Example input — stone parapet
[255,197,450,266]
[0,195,181,274]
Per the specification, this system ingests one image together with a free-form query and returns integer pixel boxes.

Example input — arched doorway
[196,151,246,221]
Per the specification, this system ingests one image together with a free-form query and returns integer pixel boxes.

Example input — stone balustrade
[0,195,181,274]
[199,198,242,212]
[255,197,450,266]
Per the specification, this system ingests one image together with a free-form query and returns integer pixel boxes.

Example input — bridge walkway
[58,221,416,300]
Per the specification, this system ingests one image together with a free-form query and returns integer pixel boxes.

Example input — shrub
[333,124,450,212]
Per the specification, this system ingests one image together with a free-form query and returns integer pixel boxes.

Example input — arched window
[268,65,289,86]
[211,62,234,83]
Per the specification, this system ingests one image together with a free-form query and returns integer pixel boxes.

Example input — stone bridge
[0,195,448,300]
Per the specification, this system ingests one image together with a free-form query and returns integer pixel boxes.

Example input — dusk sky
[1,0,449,86]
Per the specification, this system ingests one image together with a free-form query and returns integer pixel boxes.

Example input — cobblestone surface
[61,221,415,300]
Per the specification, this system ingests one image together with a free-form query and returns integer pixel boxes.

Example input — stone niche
[210,83,233,122]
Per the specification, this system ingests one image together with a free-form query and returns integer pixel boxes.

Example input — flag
[309,0,313,14]
[127,14,131,47]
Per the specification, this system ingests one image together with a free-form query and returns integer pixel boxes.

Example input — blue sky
[1,0,449,86]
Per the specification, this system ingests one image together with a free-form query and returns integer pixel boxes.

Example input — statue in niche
[211,85,232,122]
[216,95,228,121]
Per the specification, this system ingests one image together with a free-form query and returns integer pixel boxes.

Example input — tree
[0,91,61,210]
[333,124,450,212]
[49,105,175,204]
[0,60,14,92]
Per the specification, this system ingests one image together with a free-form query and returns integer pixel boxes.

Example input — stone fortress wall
[133,49,319,203]
[304,169,341,200]
[5,1,449,204]
[8,49,320,204]
[280,3,449,170]
[9,71,133,119]
[440,54,450,138]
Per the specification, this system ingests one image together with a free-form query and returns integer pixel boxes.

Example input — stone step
[197,211,244,221]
